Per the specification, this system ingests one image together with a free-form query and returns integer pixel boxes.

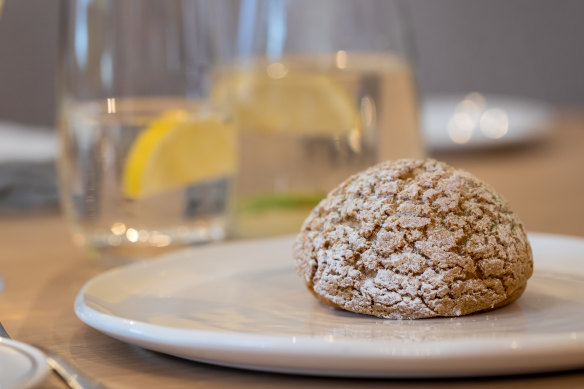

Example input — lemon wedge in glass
[214,68,361,136]
[123,109,236,199]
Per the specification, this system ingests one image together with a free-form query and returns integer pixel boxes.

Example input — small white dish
[0,338,48,389]
[422,93,553,151]
[75,233,584,378]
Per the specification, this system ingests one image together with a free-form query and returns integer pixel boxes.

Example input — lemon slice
[123,110,236,199]
[214,68,360,135]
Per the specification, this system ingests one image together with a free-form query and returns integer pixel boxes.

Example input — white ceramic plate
[75,233,584,378]
[0,338,48,389]
[0,122,56,164]
[422,93,553,151]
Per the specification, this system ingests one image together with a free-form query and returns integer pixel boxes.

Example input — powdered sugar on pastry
[293,158,533,319]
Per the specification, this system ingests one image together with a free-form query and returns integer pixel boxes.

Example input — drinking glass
[57,0,235,259]
[213,0,424,239]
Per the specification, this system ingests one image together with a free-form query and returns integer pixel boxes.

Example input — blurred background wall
[409,0,584,107]
[1,0,584,127]
[0,0,59,126]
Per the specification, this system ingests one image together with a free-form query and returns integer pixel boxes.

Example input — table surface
[1,112,584,389]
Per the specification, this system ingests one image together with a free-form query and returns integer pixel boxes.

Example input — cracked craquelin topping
[293,158,533,319]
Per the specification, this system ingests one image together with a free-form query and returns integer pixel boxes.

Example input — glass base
[73,222,226,262]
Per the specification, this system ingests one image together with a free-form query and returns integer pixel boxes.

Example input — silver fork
[0,322,106,389]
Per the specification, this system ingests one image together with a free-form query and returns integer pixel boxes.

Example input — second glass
[214,0,424,239]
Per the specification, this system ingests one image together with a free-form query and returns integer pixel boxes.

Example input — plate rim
[74,232,584,377]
